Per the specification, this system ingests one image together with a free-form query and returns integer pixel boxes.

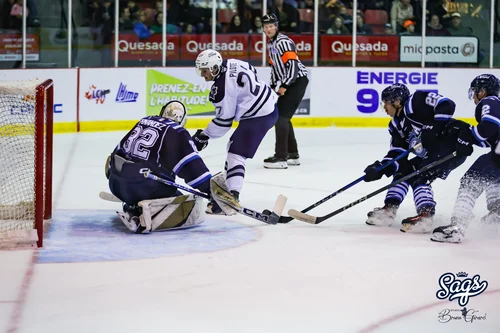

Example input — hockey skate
[480,210,500,224]
[366,204,398,226]
[206,191,240,215]
[430,224,464,243]
[287,153,300,166]
[117,203,145,233]
[263,156,288,169]
[400,210,434,233]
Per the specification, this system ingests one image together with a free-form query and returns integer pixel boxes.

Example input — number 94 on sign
[356,88,439,113]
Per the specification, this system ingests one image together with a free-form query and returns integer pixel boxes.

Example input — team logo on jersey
[435,272,488,324]
[115,82,138,103]
[85,85,110,104]
[209,86,218,102]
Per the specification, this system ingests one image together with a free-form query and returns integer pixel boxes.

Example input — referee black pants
[274,76,309,159]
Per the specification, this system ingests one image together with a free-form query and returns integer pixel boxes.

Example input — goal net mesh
[0,80,45,246]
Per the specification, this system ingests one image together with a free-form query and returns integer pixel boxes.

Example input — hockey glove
[192,129,210,151]
[363,160,393,182]
[420,124,439,152]
[443,119,471,138]
[456,129,474,157]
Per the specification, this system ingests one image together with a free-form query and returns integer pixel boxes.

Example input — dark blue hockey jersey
[383,91,456,171]
[470,96,500,153]
[114,116,212,193]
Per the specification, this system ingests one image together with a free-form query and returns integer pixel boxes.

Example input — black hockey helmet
[468,74,500,100]
[262,13,278,25]
[381,83,410,106]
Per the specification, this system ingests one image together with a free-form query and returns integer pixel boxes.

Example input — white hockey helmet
[195,49,223,78]
[160,100,187,127]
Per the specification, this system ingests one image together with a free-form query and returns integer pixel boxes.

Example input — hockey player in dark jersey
[363,83,467,233]
[431,74,500,243]
[106,100,212,233]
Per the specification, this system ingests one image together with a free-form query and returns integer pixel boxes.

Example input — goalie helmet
[160,100,187,127]
[381,83,410,106]
[469,74,500,100]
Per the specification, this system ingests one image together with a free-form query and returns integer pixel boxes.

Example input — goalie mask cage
[0,79,53,249]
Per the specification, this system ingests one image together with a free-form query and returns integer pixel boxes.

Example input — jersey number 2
[122,125,159,160]
[237,72,260,96]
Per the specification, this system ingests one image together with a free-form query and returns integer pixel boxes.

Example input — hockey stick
[143,170,287,225]
[288,151,457,224]
[277,144,421,223]
[99,191,121,202]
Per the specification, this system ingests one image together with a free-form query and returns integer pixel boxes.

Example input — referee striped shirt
[267,33,308,89]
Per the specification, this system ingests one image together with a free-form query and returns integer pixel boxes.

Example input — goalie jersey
[111,116,212,196]
[383,91,456,171]
[203,59,278,139]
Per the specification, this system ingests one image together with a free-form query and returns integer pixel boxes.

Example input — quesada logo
[116,82,138,103]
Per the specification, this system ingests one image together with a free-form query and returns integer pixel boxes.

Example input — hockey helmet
[468,74,500,100]
[263,13,278,26]
[160,100,187,127]
[195,49,223,78]
[381,83,410,106]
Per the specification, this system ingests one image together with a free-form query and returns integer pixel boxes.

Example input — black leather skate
[263,156,288,169]
[400,210,434,233]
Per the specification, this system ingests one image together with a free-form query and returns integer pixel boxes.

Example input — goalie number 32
[122,125,159,160]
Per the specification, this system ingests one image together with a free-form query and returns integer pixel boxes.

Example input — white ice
[1,128,500,333]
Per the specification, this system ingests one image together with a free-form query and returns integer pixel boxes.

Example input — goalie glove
[192,129,209,151]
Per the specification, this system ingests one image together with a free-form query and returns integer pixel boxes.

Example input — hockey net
[0,79,53,249]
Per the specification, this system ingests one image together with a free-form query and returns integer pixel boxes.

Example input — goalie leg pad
[138,195,205,232]
[209,172,241,216]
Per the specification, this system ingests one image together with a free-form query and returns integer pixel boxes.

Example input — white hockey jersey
[204,59,278,139]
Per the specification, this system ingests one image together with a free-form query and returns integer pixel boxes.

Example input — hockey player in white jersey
[191,49,279,214]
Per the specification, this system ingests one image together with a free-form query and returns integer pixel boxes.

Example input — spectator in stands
[119,7,134,31]
[127,0,140,20]
[384,23,395,34]
[1,0,14,29]
[238,0,262,29]
[151,13,163,33]
[430,0,451,28]
[185,23,195,33]
[134,10,154,39]
[167,0,192,33]
[326,16,349,34]
[249,15,263,33]
[9,0,28,30]
[447,12,473,35]
[399,19,416,35]
[391,0,414,33]
[338,5,353,32]
[202,16,222,33]
[356,12,373,34]
[270,0,300,32]
[228,14,247,32]
[155,1,163,13]
[300,0,314,9]
[318,0,339,32]
[426,14,450,35]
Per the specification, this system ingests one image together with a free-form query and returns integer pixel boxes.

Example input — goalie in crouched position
[105,100,233,233]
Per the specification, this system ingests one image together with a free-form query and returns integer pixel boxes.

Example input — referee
[262,13,309,169]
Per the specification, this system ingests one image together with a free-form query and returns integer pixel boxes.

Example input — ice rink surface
[1,127,500,333]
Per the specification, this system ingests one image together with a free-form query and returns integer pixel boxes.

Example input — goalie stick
[288,151,456,224]
[142,170,287,225]
[278,144,422,223]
